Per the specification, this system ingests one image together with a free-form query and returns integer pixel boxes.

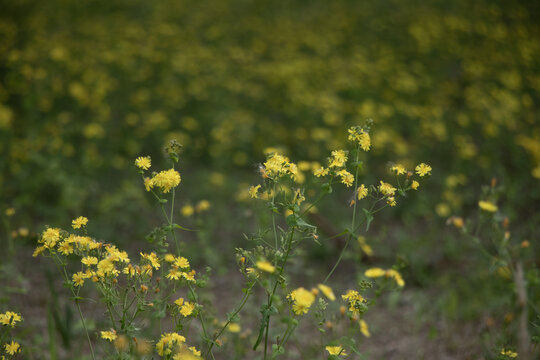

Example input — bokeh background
[1,0,539,358]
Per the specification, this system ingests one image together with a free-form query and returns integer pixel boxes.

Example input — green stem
[75,300,96,360]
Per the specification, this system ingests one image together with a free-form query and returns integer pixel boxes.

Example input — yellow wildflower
[357,236,373,256]
[0,311,22,327]
[33,246,46,257]
[228,323,241,333]
[174,256,190,269]
[81,256,98,266]
[256,260,275,273]
[141,252,160,269]
[387,196,397,206]
[151,169,181,193]
[329,150,347,168]
[415,163,432,177]
[411,180,419,190]
[478,200,498,212]
[156,333,186,356]
[72,272,85,287]
[359,320,370,337]
[314,167,329,177]
[72,216,88,229]
[167,268,181,280]
[317,284,336,301]
[378,181,396,196]
[500,349,517,358]
[4,341,21,355]
[5,208,15,217]
[357,184,368,200]
[143,177,153,191]
[101,329,117,341]
[180,302,195,317]
[326,345,347,356]
[365,268,386,278]
[181,205,194,217]
[135,156,152,170]
[41,228,61,248]
[337,169,354,187]
[58,241,74,255]
[288,287,316,315]
[391,164,406,175]
[195,200,210,212]
[249,184,261,198]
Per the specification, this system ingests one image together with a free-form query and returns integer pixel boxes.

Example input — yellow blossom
[180,302,195,317]
[141,252,160,269]
[359,320,370,337]
[156,333,186,356]
[150,169,181,193]
[167,268,181,280]
[0,312,22,327]
[249,184,261,198]
[174,256,190,269]
[318,284,336,301]
[357,236,373,256]
[337,169,354,187]
[135,156,151,170]
[357,184,368,200]
[41,228,61,248]
[72,216,88,229]
[81,256,98,266]
[195,200,210,212]
[326,345,347,356]
[256,260,275,273]
[288,287,316,315]
[72,272,85,287]
[101,329,117,341]
[4,341,21,355]
[411,180,419,190]
[58,241,74,255]
[378,181,396,196]
[143,177,153,191]
[314,167,329,177]
[329,150,347,168]
[365,268,386,278]
[5,208,15,217]
[391,164,406,175]
[228,323,241,333]
[415,163,432,177]
[478,200,498,212]
[181,205,194,217]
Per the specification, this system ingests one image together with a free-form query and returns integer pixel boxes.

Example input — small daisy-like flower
[256,260,275,273]
[337,169,354,187]
[81,256,98,266]
[411,180,419,190]
[4,341,21,355]
[313,167,329,177]
[249,184,261,199]
[326,345,346,356]
[288,287,316,315]
[174,257,190,269]
[415,163,432,177]
[72,216,88,229]
[135,156,152,170]
[101,329,117,341]
[150,169,181,193]
[391,164,406,175]
[357,184,368,200]
[180,302,195,317]
[378,181,396,196]
[72,272,85,287]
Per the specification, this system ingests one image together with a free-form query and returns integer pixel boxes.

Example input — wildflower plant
[448,179,539,359]
[34,125,431,359]
[1,310,22,357]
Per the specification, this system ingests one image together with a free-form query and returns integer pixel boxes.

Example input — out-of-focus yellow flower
[314,167,329,177]
[357,184,368,200]
[195,200,210,212]
[391,164,406,175]
[378,181,396,196]
[5,208,15,217]
[326,345,347,356]
[288,287,316,315]
[411,180,419,190]
[249,184,261,198]
[318,284,336,301]
[337,169,354,187]
[101,329,117,341]
[256,260,275,273]
[357,236,373,256]
[329,150,347,168]
[4,341,21,355]
[359,319,370,337]
[478,200,498,212]
[181,205,194,217]
[228,323,241,333]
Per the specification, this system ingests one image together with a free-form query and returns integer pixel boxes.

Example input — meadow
[0,0,539,359]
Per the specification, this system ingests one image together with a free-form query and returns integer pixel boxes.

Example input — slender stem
[75,300,96,360]
[271,182,278,254]
[205,281,255,357]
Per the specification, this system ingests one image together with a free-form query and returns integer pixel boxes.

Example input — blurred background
[0,0,539,358]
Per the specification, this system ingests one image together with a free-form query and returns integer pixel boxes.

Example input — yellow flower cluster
[71,216,88,229]
[365,267,405,287]
[165,255,196,282]
[146,169,182,193]
[348,126,371,151]
[314,149,354,187]
[156,332,186,356]
[341,290,367,315]
[263,153,298,180]
[174,298,195,317]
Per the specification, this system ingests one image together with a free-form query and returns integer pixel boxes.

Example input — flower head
[4,341,21,355]
[72,216,88,229]
[415,163,432,177]
[101,329,117,341]
[256,260,275,273]
[150,169,181,193]
[288,287,316,315]
[135,156,152,170]
[326,345,347,356]
[478,200,498,212]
